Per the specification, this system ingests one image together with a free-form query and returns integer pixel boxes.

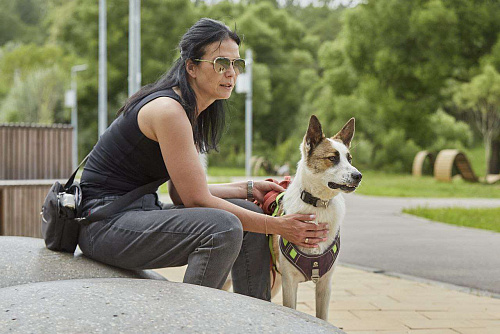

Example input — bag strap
[79,177,167,225]
[64,153,91,189]
[69,150,167,225]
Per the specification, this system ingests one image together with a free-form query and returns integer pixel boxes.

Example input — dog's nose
[352,172,362,182]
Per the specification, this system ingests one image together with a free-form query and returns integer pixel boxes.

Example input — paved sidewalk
[154,265,500,333]
[340,194,500,294]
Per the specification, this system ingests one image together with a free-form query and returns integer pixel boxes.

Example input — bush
[373,128,422,173]
[350,134,375,170]
[427,108,472,151]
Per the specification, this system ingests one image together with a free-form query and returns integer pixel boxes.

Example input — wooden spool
[434,149,478,182]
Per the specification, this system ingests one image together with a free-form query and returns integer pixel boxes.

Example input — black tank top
[80,88,182,201]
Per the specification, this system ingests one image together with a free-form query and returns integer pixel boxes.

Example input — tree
[302,0,500,172]
[0,43,74,98]
[0,66,66,123]
[48,0,199,157]
[453,65,500,176]
[0,0,52,46]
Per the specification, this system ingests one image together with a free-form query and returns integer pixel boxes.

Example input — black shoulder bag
[41,155,166,253]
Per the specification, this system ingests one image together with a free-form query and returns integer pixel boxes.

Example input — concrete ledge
[0,236,166,288]
[0,278,344,333]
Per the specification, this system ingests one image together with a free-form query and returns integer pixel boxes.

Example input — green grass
[403,207,500,233]
[356,171,500,198]
[157,167,241,194]
[162,163,500,198]
[462,146,487,178]
[207,166,246,177]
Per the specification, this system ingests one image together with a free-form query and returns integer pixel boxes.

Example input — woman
[79,18,329,301]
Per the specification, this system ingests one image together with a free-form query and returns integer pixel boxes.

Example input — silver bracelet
[247,180,254,201]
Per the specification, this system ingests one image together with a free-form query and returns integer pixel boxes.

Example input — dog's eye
[347,155,352,163]
[328,156,339,163]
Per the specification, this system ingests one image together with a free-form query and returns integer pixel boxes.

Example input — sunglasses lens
[234,59,246,74]
[214,57,230,73]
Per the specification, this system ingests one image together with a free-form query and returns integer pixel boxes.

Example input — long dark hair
[117,18,241,153]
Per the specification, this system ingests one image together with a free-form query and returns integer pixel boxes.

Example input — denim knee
[211,209,243,252]
[226,199,263,214]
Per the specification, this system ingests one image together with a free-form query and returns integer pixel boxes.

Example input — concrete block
[0,278,345,333]
[0,236,166,288]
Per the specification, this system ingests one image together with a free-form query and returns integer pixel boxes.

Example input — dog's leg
[281,272,299,309]
[270,272,282,299]
[315,268,335,320]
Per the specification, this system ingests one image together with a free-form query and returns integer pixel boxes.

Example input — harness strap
[272,192,285,217]
[268,191,286,286]
[269,235,278,271]
[279,233,340,283]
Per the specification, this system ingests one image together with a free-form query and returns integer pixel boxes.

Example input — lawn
[462,146,487,178]
[355,171,500,198]
[162,162,500,233]
[403,206,500,233]
[163,162,500,199]
[158,166,240,193]
[207,166,247,177]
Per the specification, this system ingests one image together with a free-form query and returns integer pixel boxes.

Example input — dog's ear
[333,118,355,148]
[305,115,324,151]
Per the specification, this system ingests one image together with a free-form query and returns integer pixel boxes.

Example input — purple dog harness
[279,233,340,283]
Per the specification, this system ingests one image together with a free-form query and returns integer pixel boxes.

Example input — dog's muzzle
[328,172,362,192]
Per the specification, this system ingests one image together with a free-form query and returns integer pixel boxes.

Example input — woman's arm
[169,180,284,206]
[208,181,284,202]
[208,182,246,199]
[169,179,246,204]
[167,180,183,205]
[139,98,328,248]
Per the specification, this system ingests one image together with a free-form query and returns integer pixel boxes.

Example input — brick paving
[154,265,500,333]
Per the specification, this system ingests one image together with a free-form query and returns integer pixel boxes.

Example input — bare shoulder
[138,96,188,142]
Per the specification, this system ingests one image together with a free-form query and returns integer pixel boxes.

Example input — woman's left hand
[251,180,285,204]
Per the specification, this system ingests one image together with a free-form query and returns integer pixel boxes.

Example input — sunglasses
[194,57,246,74]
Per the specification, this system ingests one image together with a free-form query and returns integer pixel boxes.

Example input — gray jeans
[78,194,271,301]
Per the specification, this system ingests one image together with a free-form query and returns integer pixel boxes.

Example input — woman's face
[188,38,241,102]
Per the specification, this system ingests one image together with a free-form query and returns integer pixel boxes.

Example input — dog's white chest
[283,189,345,255]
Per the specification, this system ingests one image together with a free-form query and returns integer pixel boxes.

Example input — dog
[270,115,362,321]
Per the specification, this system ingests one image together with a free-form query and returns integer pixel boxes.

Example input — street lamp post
[67,64,88,170]
[98,0,108,137]
[128,0,141,96]
[236,49,253,177]
[244,49,253,177]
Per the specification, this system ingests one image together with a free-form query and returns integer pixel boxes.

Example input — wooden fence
[0,123,72,238]
[0,180,55,238]
[0,123,73,180]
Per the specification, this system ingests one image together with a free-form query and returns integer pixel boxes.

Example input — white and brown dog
[271,115,362,321]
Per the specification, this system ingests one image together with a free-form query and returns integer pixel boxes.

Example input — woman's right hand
[274,214,329,248]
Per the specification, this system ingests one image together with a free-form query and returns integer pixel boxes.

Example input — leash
[259,176,291,215]
[258,176,291,289]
